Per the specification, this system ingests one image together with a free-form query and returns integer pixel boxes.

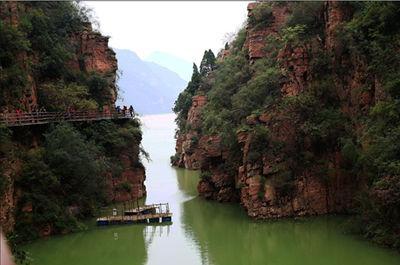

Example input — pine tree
[187,63,201,94]
[173,63,202,130]
[200,49,216,76]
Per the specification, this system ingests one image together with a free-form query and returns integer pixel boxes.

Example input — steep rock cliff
[173,1,393,225]
[0,2,146,238]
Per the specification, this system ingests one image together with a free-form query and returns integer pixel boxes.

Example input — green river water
[24,113,400,265]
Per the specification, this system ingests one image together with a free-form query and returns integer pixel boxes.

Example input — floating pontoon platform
[97,203,172,226]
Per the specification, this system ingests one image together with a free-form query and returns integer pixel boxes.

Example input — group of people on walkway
[115,105,135,117]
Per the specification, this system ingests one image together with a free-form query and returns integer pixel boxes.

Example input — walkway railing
[0,110,134,127]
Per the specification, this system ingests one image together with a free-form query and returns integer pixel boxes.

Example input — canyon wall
[173,2,377,219]
[0,2,146,237]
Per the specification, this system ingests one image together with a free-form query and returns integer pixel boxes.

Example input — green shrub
[85,73,112,107]
[257,175,267,199]
[0,174,8,197]
[38,81,98,111]
[232,28,247,50]
[246,126,270,164]
[0,126,12,197]
[191,135,199,145]
[357,176,400,248]
[286,2,325,37]
[248,3,274,29]
[271,169,294,198]
[170,154,180,165]
[116,182,132,193]
[232,64,281,120]
[6,232,30,265]
[200,171,212,180]
[340,138,360,171]
[0,20,30,106]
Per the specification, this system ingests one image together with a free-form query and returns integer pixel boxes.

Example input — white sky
[84,1,250,64]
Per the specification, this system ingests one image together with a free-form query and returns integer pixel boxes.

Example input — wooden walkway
[97,203,172,226]
[0,110,133,127]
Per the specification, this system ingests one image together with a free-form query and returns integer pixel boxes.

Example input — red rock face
[198,169,239,202]
[0,2,20,26]
[217,49,231,62]
[324,1,353,52]
[110,167,146,203]
[67,23,118,104]
[246,3,290,60]
[323,2,378,119]
[68,23,117,74]
[279,44,311,96]
[174,95,213,170]
[173,1,375,220]
[235,2,363,219]
[238,124,358,218]
[175,133,223,170]
[108,143,147,202]
[187,95,207,130]
[173,94,239,200]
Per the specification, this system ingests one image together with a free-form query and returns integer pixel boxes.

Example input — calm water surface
[25,113,400,265]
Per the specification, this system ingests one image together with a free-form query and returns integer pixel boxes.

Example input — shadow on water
[175,168,200,197]
[181,196,400,265]
[25,225,149,265]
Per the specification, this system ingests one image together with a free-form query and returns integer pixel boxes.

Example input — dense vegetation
[14,119,143,241]
[0,1,113,111]
[0,2,146,262]
[174,2,400,250]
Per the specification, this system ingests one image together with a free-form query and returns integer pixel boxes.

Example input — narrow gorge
[1,1,400,264]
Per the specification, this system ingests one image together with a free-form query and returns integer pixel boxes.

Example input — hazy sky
[84,1,250,65]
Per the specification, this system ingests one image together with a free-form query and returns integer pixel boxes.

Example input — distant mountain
[146,51,193,81]
[115,49,187,115]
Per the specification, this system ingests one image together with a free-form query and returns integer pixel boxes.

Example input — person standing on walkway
[129,105,134,117]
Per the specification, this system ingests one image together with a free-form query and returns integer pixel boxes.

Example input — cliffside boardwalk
[0,110,134,127]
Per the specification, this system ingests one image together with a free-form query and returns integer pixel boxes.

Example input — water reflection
[26,225,148,265]
[144,224,172,245]
[181,195,400,265]
[175,168,200,197]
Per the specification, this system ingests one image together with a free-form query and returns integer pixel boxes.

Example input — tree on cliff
[200,49,216,76]
[174,50,218,132]
[173,63,201,131]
